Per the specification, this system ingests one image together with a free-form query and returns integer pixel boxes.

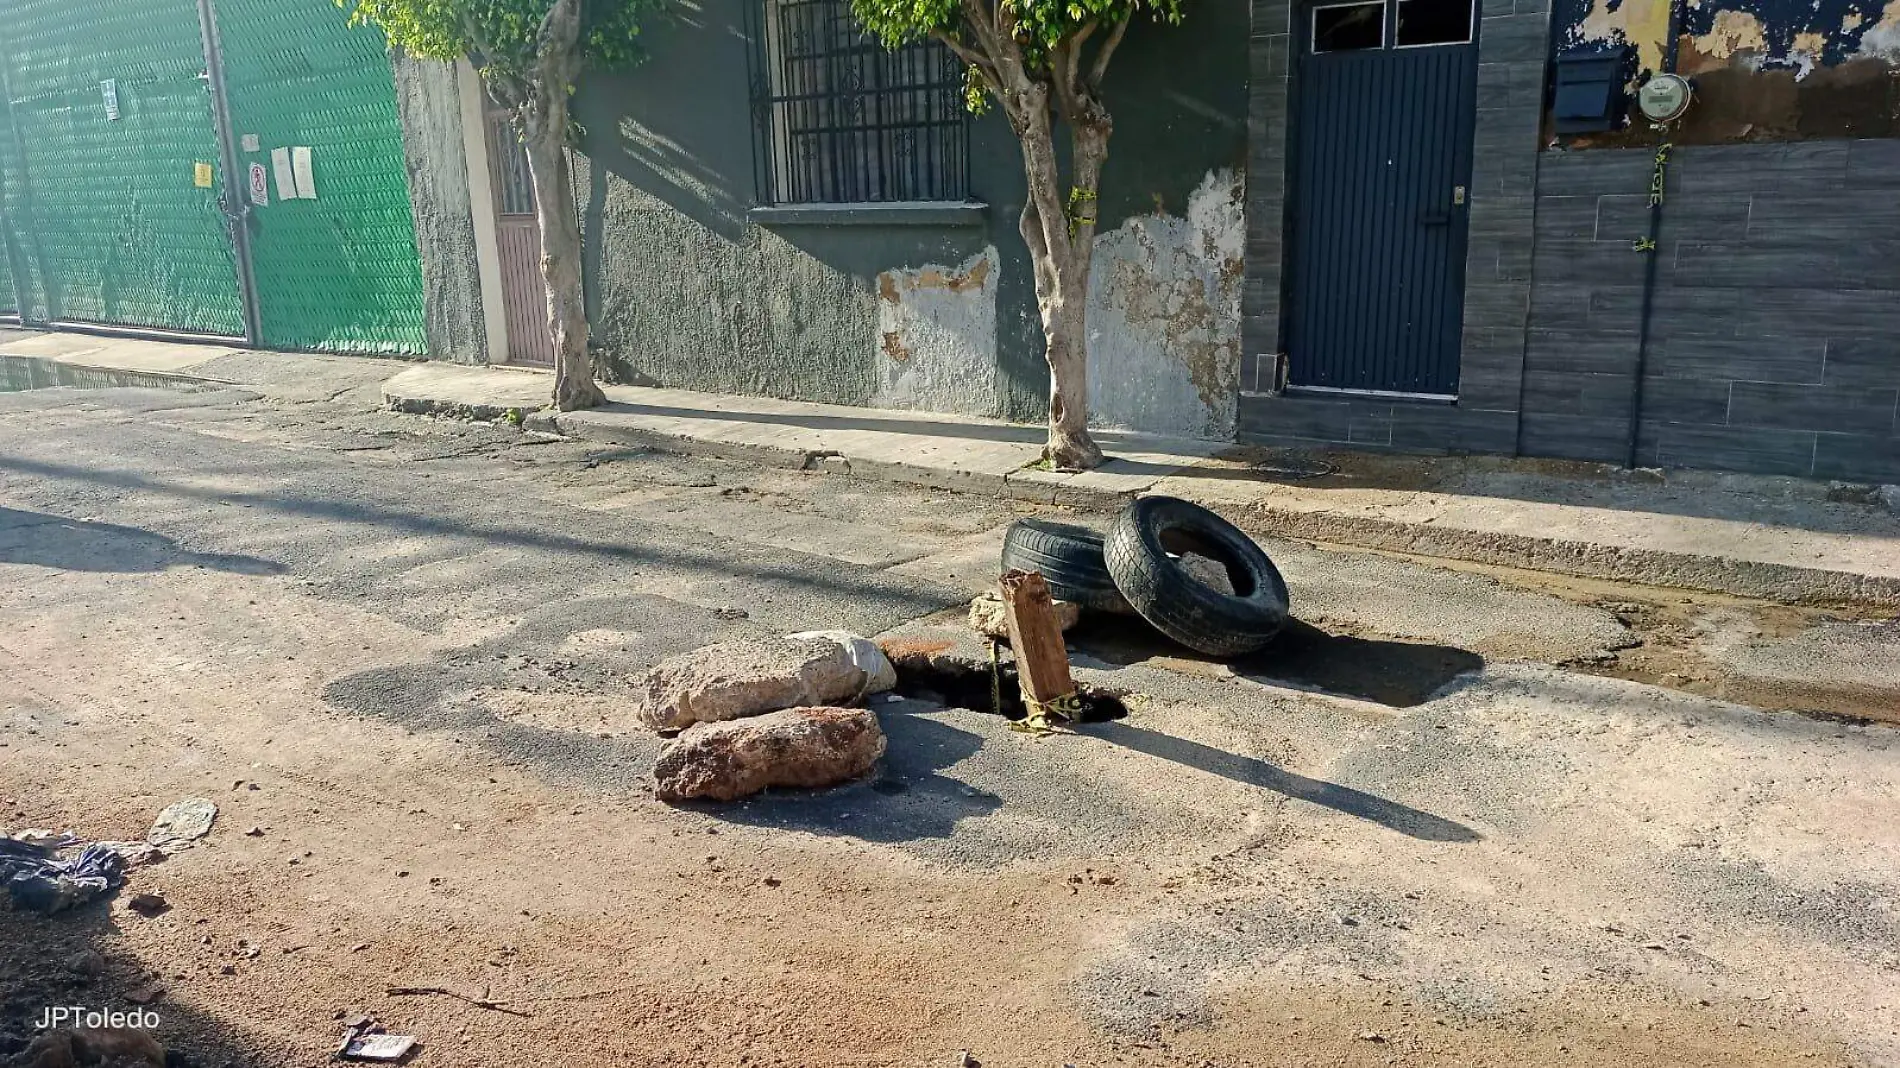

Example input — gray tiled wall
[1238,0,1548,454]
[1520,139,1900,482]
[1239,0,1293,393]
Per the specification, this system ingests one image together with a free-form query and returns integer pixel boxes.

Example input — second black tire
[999,518,1133,614]
[1104,496,1290,657]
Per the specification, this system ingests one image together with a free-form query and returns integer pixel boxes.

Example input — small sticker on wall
[271,147,295,201]
[290,146,316,199]
[193,161,214,188]
[248,162,269,206]
[240,133,260,153]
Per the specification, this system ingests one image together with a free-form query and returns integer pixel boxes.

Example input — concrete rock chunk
[632,638,868,732]
[147,798,216,851]
[968,591,1080,640]
[785,630,897,694]
[652,706,886,802]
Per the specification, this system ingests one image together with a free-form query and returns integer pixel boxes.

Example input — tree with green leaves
[341,0,653,410]
[854,0,1181,469]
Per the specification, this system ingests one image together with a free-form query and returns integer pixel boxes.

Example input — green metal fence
[1,0,246,336]
[218,0,426,353]
[0,0,425,352]
[0,91,37,319]
[0,209,15,315]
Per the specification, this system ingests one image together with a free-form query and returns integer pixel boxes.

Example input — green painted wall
[572,0,1248,430]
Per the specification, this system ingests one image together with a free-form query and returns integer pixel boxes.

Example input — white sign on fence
[270,147,295,201]
[290,146,316,200]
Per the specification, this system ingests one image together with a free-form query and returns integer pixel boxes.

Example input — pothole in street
[890,656,1130,724]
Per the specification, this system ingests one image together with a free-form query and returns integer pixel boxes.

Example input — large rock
[632,638,868,732]
[967,591,1081,640]
[653,706,886,802]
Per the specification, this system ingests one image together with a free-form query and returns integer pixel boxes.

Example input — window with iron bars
[745,0,971,205]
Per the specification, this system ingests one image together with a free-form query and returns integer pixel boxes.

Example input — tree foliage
[340,0,650,107]
[854,0,1182,83]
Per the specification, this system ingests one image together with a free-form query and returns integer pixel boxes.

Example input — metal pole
[196,0,263,348]
[0,44,41,322]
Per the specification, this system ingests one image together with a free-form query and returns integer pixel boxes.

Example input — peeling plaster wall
[1554,0,1900,144]
[560,0,1246,438]
[872,249,1000,417]
[390,52,487,363]
[1086,169,1245,440]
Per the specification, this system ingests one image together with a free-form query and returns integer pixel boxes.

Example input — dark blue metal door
[1286,0,1479,396]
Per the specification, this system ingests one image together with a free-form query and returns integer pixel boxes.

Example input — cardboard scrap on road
[335,1021,416,1062]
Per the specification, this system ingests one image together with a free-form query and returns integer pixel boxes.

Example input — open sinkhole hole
[890,657,1130,724]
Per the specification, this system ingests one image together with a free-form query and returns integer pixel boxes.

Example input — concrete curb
[524,408,1160,510]
[492,393,1900,608]
[16,351,1890,609]
[534,407,1043,501]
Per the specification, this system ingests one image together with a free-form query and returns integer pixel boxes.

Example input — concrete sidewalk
[5,326,1899,607]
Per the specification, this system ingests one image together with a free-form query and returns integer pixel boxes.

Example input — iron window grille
[745,0,971,205]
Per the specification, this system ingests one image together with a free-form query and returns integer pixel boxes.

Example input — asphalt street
[1,382,1896,1068]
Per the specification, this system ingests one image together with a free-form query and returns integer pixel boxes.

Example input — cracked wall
[1086,169,1245,440]
[562,0,1246,438]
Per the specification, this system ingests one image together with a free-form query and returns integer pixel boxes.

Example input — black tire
[999,518,1133,614]
[1104,496,1290,657]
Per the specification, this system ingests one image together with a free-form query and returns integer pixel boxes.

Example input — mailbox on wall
[1552,45,1633,133]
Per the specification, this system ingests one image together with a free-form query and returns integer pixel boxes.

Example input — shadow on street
[1085,720,1482,842]
[0,506,283,576]
[1070,616,1483,708]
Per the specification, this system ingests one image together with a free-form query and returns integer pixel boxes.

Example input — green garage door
[218,0,426,354]
[0,0,246,336]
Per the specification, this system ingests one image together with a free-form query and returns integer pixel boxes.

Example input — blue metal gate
[1285,0,1479,397]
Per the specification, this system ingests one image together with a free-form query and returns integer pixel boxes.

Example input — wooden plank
[999,568,1075,713]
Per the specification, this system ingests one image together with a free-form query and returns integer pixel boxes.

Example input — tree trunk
[520,70,603,412]
[522,114,603,411]
[1001,91,1107,470]
[1040,284,1100,470]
